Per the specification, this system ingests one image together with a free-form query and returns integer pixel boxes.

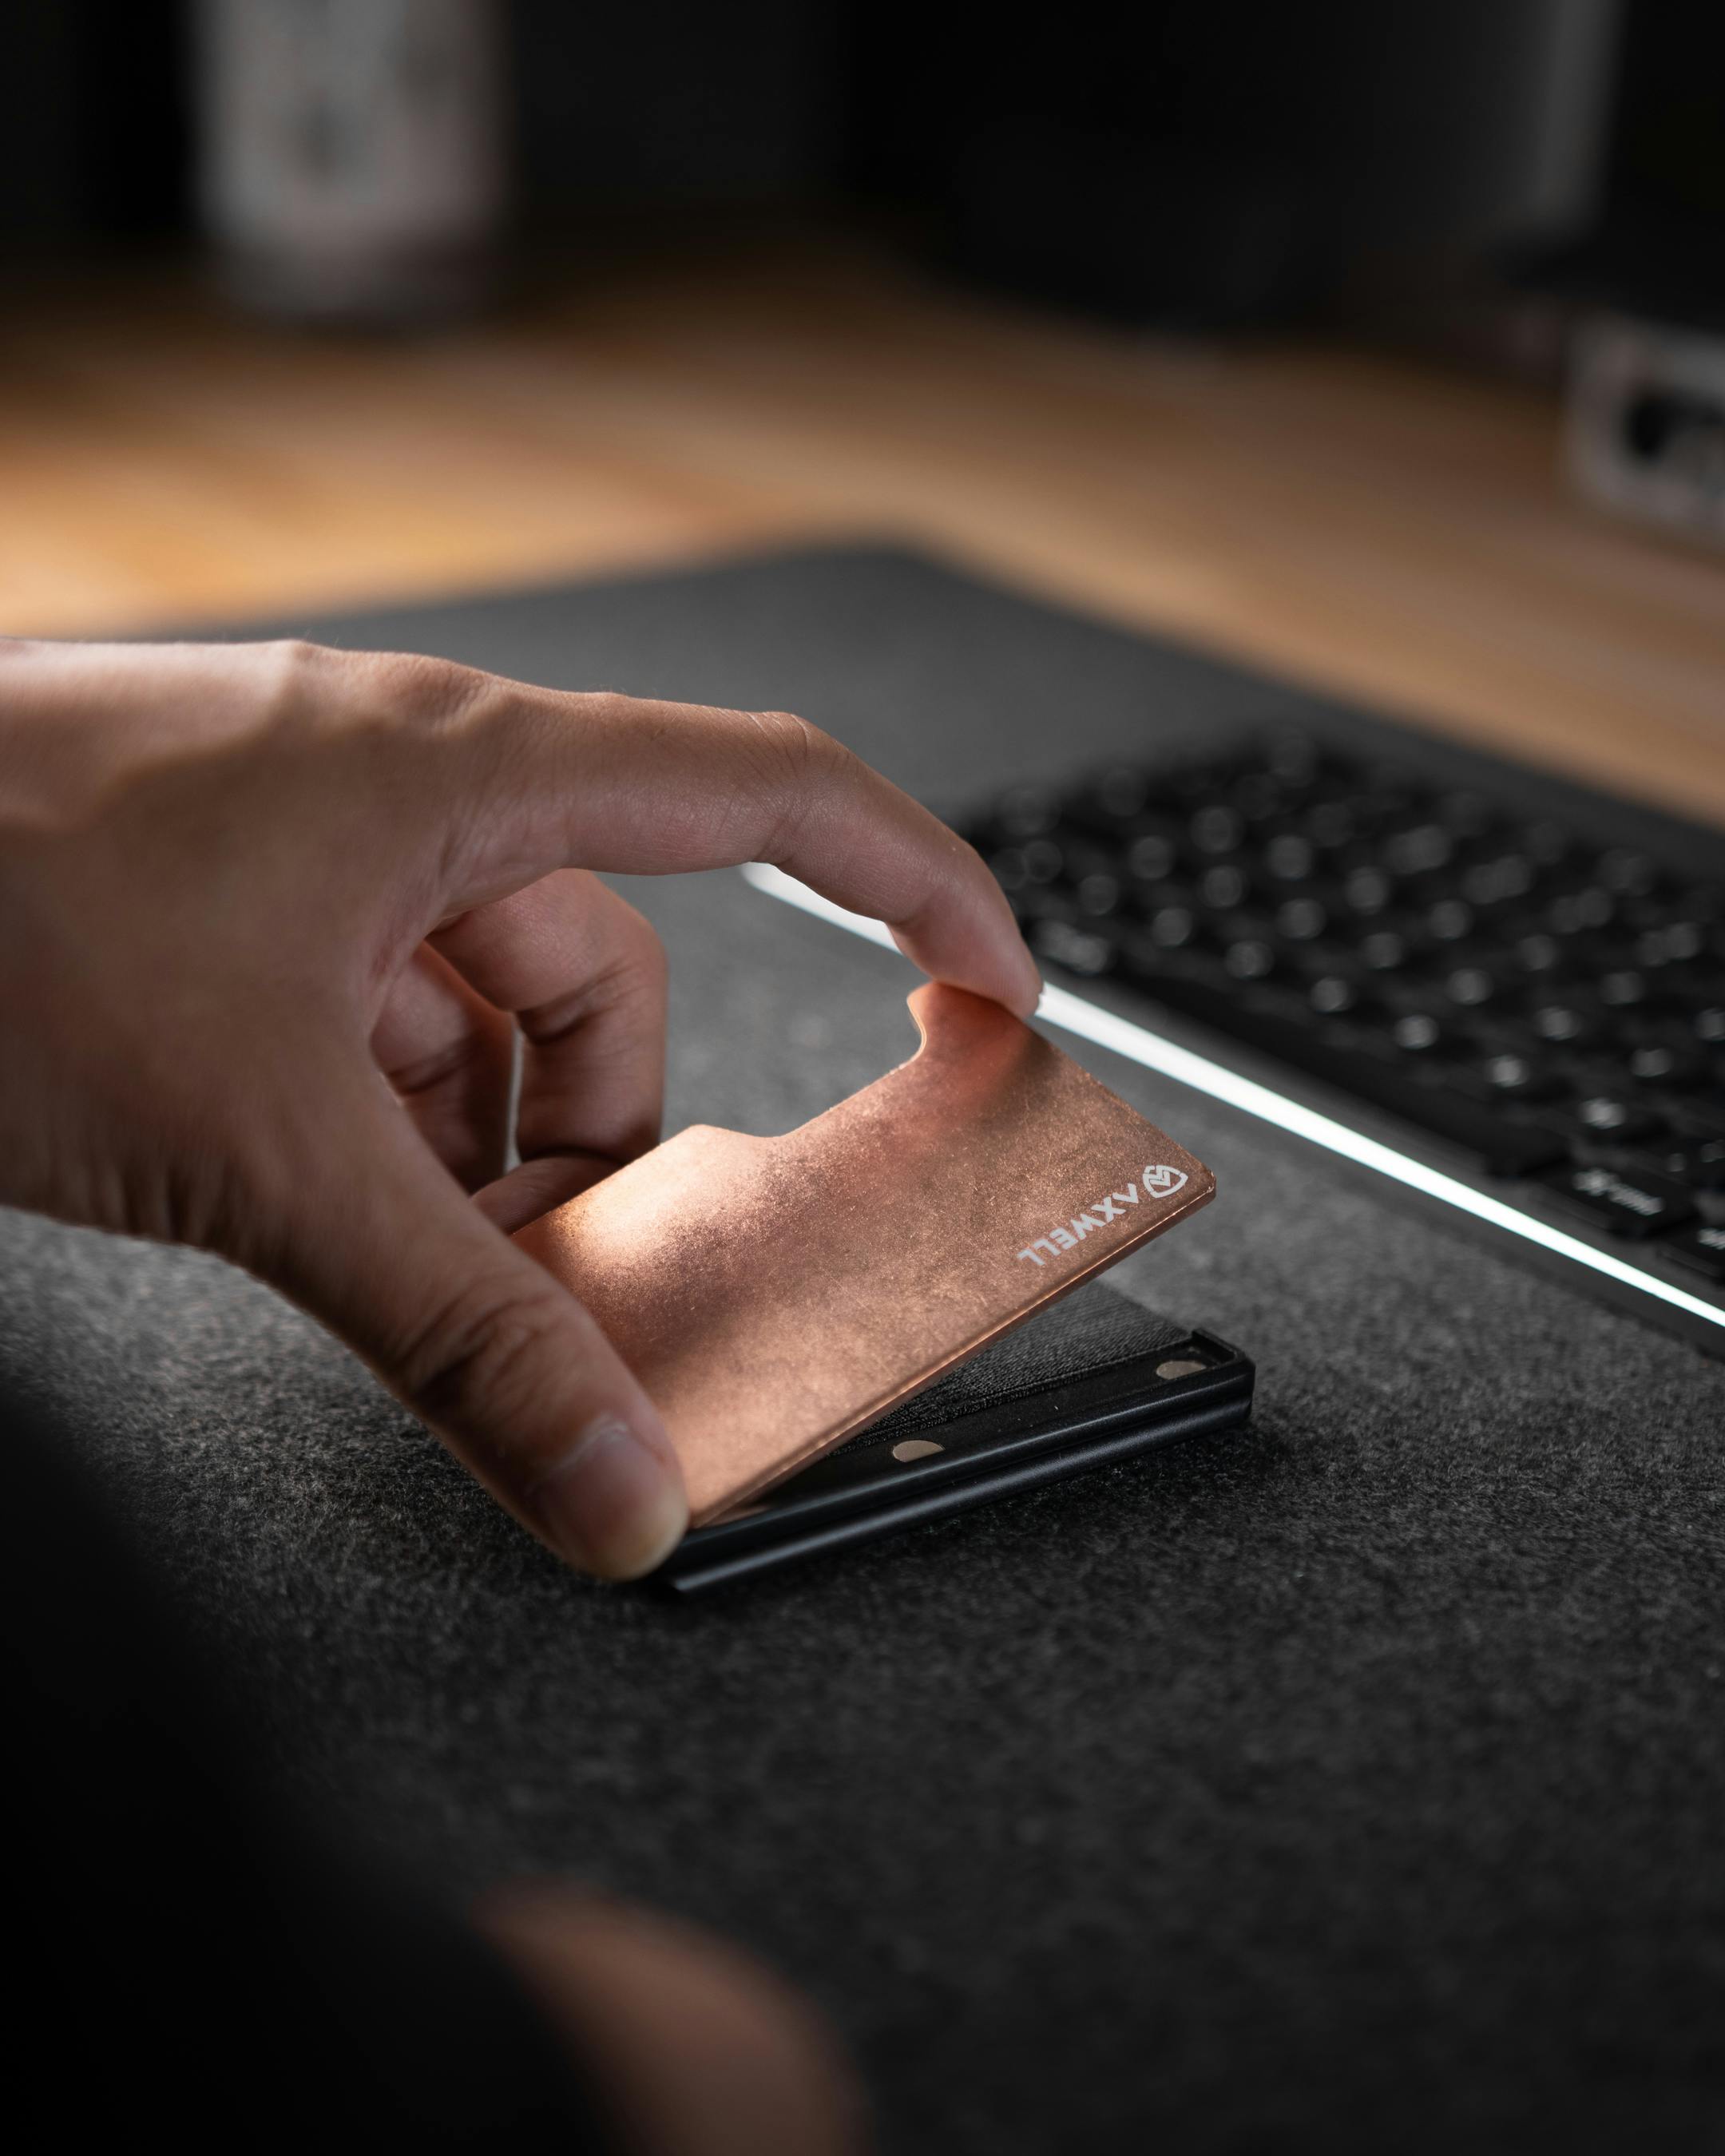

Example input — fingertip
[989,890,1044,1017]
[1007,946,1045,1020]
[889,922,1042,1022]
[951,845,1043,1017]
[529,1411,688,1579]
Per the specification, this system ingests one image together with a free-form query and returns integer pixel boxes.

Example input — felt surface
[5,547,1724,2153]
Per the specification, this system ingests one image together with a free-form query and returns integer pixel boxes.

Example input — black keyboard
[957,731,1725,1339]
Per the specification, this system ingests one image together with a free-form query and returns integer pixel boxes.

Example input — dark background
[3,0,1720,337]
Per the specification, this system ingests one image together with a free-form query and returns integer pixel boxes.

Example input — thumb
[259,1087,688,1579]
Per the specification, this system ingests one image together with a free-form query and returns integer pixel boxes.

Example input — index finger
[435,683,1042,1019]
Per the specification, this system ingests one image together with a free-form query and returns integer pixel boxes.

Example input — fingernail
[531,1413,688,1579]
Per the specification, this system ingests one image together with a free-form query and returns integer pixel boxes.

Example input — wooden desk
[3,235,1722,822]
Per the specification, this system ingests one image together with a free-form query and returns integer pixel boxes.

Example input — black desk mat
[4,547,1722,2151]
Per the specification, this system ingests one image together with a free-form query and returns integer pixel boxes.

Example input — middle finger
[432,869,668,1231]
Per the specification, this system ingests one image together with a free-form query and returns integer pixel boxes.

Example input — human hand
[478,1885,868,2156]
[0,637,1037,1576]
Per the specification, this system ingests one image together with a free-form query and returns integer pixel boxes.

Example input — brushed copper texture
[514,985,1215,1524]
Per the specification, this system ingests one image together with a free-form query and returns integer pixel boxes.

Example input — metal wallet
[515,983,1228,1550]
[659,1281,1253,1591]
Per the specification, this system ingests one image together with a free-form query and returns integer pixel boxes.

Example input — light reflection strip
[740,862,1725,1334]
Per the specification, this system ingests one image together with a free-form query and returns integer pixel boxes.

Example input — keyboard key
[1627,1042,1707,1088]
[1392,1013,1445,1052]
[1127,833,1179,882]
[1548,887,1615,934]
[1076,873,1123,916]
[1475,1053,1561,1103]
[1576,1096,1662,1139]
[1144,904,1197,948]
[1309,974,1358,1017]
[1030,917,1115,975]
[1386,824,1454,876]
[1426,898,1475,941]
[1444,965,1497,1009]
[1513,932,1564,975]
[1192,805,1245,854]
[1638,921,1707,966]
[1461,854,1536,906]
[1659,1223,1725,1282]
[1598,969,1648,1008]
[1531,1001,1602,1048]
[1537,1163,1694,1239]
[1265,833,1316,881]
[1612,1141,1725,1192]
[1276,897,1327,941]
[1543,1104,1666,1163]
[1223,938,1276,981]
[1200,863,1250,909]
[1342,866,1394,915]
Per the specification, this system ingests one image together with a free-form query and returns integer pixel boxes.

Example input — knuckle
[614,898,668,989]
[529,895,667,1046]
[373,649,492,731]
[746,710,851,853]
[251,636,335,718]
[752,708,833,782]
[264,635,324,674]
[584,687,640,730]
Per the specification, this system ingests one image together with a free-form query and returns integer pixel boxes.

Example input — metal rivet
[1155,1357,1206,1381]
[891,1438,944,1462]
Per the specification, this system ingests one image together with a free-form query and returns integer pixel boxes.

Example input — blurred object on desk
[1568,318,1725,547]
[0,2,1720,822]
[192,0,508,323]
[848,1,1623,355]
[1517,2,1725,546]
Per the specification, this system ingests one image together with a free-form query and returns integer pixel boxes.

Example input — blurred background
[2,0,1721,817]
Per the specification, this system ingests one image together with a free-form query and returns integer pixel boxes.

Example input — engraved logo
[1015,1164,1190,1268]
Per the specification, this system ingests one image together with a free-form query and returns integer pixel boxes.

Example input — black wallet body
[659,1285,1253,1592]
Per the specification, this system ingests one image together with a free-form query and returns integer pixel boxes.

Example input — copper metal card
[515,984,1215,1524]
